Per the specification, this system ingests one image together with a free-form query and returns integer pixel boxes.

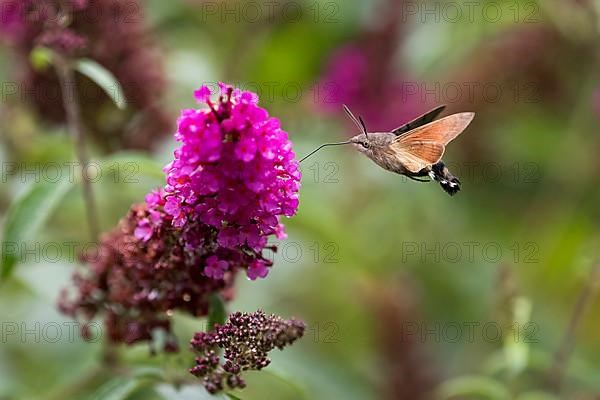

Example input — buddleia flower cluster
[59,84,301,348]
[189,310,305,394]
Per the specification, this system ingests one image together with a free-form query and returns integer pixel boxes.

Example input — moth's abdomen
[430,161,461,196]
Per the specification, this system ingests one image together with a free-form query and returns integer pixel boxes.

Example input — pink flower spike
[143,84,300,281]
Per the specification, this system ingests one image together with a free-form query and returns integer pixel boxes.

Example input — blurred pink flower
[315,0,428,133]
[317,43,426,133]
[0,0,26,42]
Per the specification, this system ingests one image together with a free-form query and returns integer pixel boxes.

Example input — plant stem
[55,55,119,367]
[547,265,600,392]
[54,55,100,242]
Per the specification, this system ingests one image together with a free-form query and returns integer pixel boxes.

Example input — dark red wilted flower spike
[189,310,305,394]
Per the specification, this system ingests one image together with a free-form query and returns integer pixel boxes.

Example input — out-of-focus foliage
[2,0,600,399]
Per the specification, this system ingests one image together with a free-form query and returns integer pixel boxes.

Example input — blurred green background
[1,0,600,399]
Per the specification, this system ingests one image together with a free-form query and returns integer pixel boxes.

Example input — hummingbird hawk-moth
[300,105,475,196]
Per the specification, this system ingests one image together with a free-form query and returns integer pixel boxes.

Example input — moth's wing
[395,112,475,144]
[387,142,445,173]
[388,112,475,173]
[392,105,447,136]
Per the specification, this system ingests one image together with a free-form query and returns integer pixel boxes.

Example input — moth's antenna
[358,116,369,140]
[343,104,369,141]
[299,140,352,163]
[343,105,363,131]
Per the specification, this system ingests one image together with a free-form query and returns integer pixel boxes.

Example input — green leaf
[74,58,127,109]
[132,367,165,381]
[225,394,243,400]
[258,370,308,400]
[126,387,166,400]
[1,176,73,281]
[437,375,511,400]
[87,369,165,400]
[87,377,151,400]
[155,384,231,400]
[207,293,227,330]
[515,392,561,400]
